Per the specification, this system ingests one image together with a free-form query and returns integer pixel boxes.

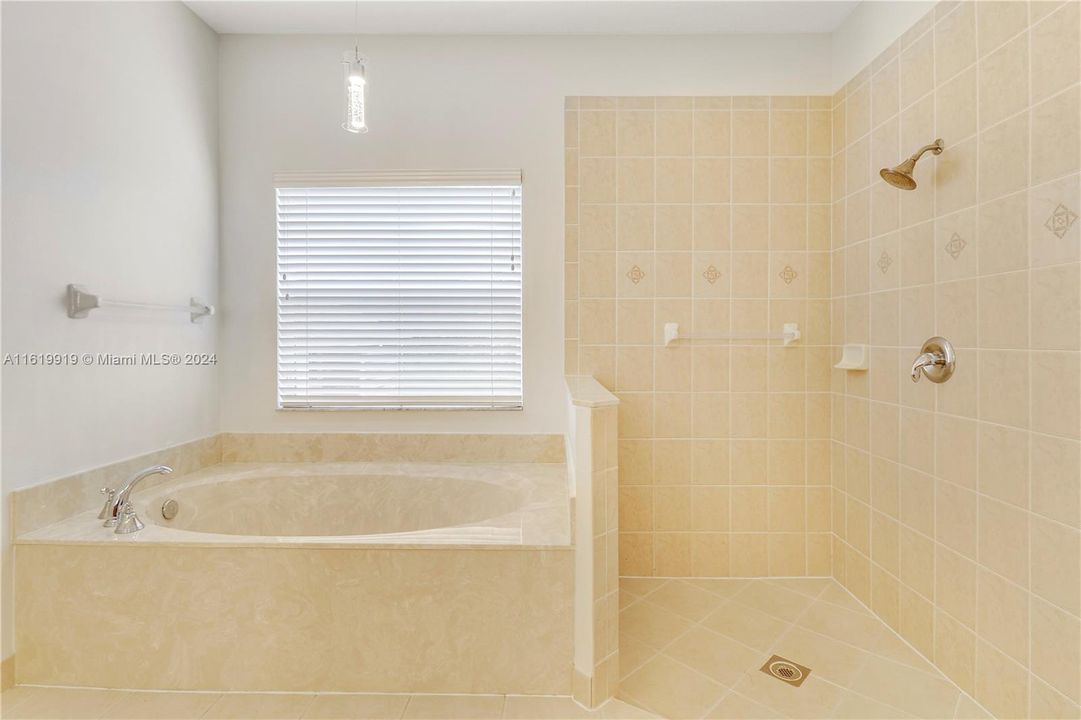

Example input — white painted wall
[218,32,833,434]
[0,1,219,658]
[830,0,935,88]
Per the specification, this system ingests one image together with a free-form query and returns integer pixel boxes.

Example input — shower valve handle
[910,337,955,384]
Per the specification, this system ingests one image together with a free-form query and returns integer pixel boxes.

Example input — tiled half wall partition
[565,376,621,707]
[564,95,835,578]
[829,2,1081,719]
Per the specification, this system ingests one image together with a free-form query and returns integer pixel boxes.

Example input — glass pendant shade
[342,52,367,134]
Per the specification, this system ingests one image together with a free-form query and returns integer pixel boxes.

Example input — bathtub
[14,462,574,693]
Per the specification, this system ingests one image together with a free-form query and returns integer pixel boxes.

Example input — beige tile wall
[565,95,834,578]
[589,403,620,702]
[829,2,1081,718]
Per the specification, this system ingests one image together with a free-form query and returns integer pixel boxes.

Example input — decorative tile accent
[876,251,893,274]
[566,95,837,583]
[823,19,1081,718]
[1045,203,1078,239]
[945,232,967,260]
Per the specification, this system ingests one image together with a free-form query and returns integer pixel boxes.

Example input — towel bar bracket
[66,284,214,323]
[663,322,800,348]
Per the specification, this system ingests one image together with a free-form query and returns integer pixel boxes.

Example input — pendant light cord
[353,0,360,59]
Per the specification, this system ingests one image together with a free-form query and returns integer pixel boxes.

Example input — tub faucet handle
[114,500,145,535]
[97,487,116,521]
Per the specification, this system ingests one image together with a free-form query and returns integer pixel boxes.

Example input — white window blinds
[275,171,523,410]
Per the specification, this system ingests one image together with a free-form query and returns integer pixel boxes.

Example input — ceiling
[185,1,861,35]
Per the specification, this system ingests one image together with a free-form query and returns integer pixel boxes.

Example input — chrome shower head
[880,139,944,190]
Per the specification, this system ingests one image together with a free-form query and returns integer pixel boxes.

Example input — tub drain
[161,498,179,520]
[760,654,810,687]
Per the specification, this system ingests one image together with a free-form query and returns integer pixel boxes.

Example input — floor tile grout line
[622,649,741,719]
[698,584,957,720]
[737,578,873,720]
[621,576,967,711]
[765,597,938,672]
[197,691,218,720]
[644,579,847,661]
[628,583,779,658]
[699,686,737,720]
[624,579,831,664]
[623,579,837,719]
[612,685,671,720]
[697,654,936,720]
[831,578,997,719]
[696,588,813,720]
[99,686,126,720]
[636,578,948,682]
[802,651,964,720]
[619,580,785,711]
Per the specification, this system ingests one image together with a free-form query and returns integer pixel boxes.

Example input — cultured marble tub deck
[16,462,572,548]
[14,462,575,695]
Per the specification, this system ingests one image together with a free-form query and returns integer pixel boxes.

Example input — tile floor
[1,578,994,720]
[617,577,993,719]
[0,688,654,720]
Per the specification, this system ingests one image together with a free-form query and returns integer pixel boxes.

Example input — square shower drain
[759,654,811,687]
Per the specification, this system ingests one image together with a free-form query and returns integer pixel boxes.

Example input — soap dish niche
[835,344,869,371]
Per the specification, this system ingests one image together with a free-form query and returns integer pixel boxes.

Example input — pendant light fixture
[342,0,368,134]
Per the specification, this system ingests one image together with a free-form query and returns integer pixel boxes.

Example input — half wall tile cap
[565,376,619,408]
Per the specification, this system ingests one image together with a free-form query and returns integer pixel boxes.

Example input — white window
[274,170,523,410]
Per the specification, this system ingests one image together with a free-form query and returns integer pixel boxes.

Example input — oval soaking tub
[15,461,573,694]
[143,469,524,538]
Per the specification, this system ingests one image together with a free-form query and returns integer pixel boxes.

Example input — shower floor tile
[618,577,993,720]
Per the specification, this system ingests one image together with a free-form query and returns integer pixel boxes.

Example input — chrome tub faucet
[101,465,172,534]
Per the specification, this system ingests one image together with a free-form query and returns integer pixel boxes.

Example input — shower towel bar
[663,322,800,347]
[66,284,215,323]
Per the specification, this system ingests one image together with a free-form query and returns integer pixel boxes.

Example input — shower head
[880,158,918,190]
[880,139,944,190]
